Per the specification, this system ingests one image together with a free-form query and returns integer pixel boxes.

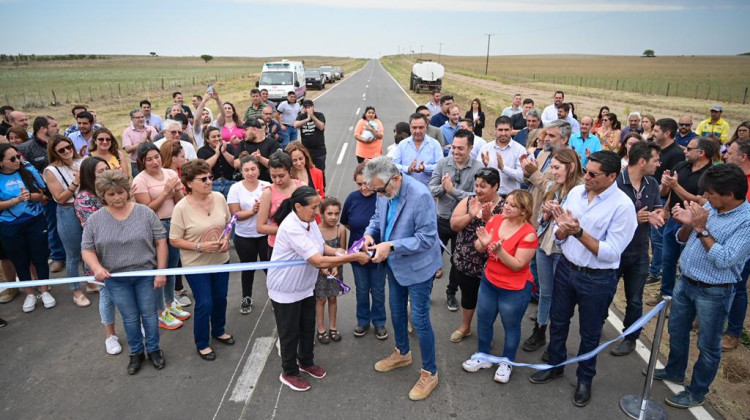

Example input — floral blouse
[75,190,103,276]
[452,198,505,278]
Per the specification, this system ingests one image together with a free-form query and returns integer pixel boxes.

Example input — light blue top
[569,133,602,168]
[440,121,460,147]
[678,201,750,285]
[391,135,444,186]
[425,101,441,118]
[554,183,637,269]
[0,164,46,224]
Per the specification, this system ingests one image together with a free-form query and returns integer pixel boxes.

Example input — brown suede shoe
[722,334,740,351]
[408,369,438,401]
[374,348,412,372]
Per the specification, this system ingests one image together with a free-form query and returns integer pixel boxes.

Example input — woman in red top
[461,189,537,385]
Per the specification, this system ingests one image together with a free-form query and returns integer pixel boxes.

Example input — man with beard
[68,111,95,155]
[479,116,526,196]
[541,91,564,126]
[674,116,697,149]
[233,119,280,183]
[294,99,327,173]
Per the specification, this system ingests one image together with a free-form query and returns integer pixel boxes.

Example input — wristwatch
[697,229,711,238]
[573,228,584,239]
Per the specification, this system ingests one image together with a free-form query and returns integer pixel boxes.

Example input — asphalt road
[0,60,716,420]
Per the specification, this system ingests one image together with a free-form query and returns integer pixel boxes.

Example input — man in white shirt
[501,93,523,117]
[556,103,580,134]
[479,115,527,196]
[276,91,301,147]
[425,90,441,117]
[541,90,565,126]
[529,150,637,408]
[458,119,485,160]
[153,119,197,161]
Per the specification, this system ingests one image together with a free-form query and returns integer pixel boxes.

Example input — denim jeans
[0,215,49,281]
[211,178,235,199]
[105,275,160,354]
[56,205,82,291]
[726,257,750,337]
[186,270,229,350]
[43,199,66,262]
[154,219,180,310]
[660,217,683,297]
[130,162,140,178]
[476,275,532,361]
[547,258,618,384]
[273,295,316,376]
[617,253,650,340]
[665,276,734,400]
[352,263,387,328]
[535,250,561,326]
[386,264,436,374]
[648,197,667,277]
[98,284,116,325]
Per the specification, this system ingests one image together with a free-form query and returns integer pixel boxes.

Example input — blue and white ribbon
[472,298,669,370]
[0,259,307,289]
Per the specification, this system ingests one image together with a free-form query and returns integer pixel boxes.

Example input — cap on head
[302,99,314,107]
[710,104,723,112]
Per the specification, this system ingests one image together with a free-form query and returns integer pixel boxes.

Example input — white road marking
[270,383,284,420]
[230,336,276,403]
[337,143,349,165]
[365,85,369,88]
[606,310,714,420]
[312,66,365,101]
[362,93,366,98]
[348,126,353,131]
[355,107,360,115]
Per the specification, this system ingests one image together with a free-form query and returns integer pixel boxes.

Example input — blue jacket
[365,175,441,286]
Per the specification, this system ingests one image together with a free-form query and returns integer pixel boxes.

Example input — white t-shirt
[153,139,198,161]
[43,159,83,204]
[266,211,323,303]
[227,180,270,238]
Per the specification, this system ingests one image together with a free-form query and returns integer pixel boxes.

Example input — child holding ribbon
[315,197,348,344]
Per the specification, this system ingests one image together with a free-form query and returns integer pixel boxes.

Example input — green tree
[201,54,214,64]
[643,49,655,57]
[149,52,157,57]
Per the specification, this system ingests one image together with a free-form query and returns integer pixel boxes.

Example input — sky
[3,0,749,58]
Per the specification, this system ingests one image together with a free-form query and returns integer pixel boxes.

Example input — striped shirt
[81,204,166,273]
[677,201,750,285]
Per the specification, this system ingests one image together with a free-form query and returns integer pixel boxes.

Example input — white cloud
[223,0,684,12]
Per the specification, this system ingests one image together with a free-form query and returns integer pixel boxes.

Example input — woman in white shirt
[268,186,369,392]
[227,156,270,315]
[43,135,89,307]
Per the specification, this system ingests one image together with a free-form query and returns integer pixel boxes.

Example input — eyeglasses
[56,145,74,154]
[584,170,606,178]
[369,177,392,194]
[6,154,22,163]
[169,130,183,135]
[678,123,691,127]
[195,175,214,183]
[454,169,461,185]
[686,146,698,151]
[96,137,112,143]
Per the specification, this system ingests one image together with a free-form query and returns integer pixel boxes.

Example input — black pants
[273,296,316,376]
[234,235,269,299]
[437,216,458,295]
[356,156,366,164]
[451,267,481,309]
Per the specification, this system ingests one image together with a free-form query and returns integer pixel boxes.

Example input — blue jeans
[535,250,561,326]
[99,284,116,325]
[352,264,387,328]
[477,275,532,361]
[105,275,160,354]
[547,258,618,384]
[648,197,667,277]
[726,257,750,337]
[43,199,66,262]
[386,264,436,374]
[529,254,539,301]
[660,217,683,297]
[617,253,650,340]
[211,178,235,198]
[0,215,49,281]
[56,205,82,290]
[665,276,734,400]
[130,162,140,177]
[186,270,229,351]
[154,219,180,310]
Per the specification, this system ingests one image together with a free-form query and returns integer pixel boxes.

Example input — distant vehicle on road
[409,59,444,94]
[305,69,326,90]
[334,66,344,79]
[256,60,306,102]
[319,66,337,82]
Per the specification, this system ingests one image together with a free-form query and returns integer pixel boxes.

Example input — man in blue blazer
[363,156,441,401]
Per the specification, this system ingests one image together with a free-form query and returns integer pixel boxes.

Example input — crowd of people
[0,83,748,409]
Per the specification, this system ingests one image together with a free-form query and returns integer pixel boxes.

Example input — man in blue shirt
[654,164,750,409]
[425,90,441,118]
[675,116,697,149]
[440,105,461,155]
[429,95,453,128]
[392,113,443,186]
[67,111,95,155]
[569,116,602,168]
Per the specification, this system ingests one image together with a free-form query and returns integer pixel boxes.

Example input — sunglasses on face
[56,145,74,154]
[369,177,392,194]
[678,123,691,127]
[6,154,22,163]
[195,175,214,183]
[584,170,606,178]
[96,137,112,143]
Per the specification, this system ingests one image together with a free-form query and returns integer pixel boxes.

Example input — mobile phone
[207,83,214,94]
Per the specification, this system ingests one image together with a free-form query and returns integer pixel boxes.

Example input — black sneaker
[149,350,166,370]
[353,325,369,337]
[0,317,6,328]
[127,352,145,375]
[375,326,388,340]
[645,274,661,285]
[239,297,252,315]
[446,294,459,312]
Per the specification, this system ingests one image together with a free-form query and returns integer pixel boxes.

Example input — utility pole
[420,45,423,57]
[438,42,445,61]
[484,33,494,75]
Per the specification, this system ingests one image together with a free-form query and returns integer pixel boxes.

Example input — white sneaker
[22,294,37,313]
[494,362,512,384]
[158,309,183,330]
[462,358,494,372]
[168,301,191,321]
[105,335,122,355]
[40,291,56,309]
[175,294,191,307]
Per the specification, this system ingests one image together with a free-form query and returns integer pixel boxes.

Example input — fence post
[706,85,711,100]
[695,84,699,99]
[89,86,93,101]
[118,83,122,96]
[743,87,748,105]
[616,79,619,91]
[161,79,164,90]
[77,87,82,102]
[666,83,670,97]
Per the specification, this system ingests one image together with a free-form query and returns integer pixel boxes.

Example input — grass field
[0,56,366,134]
[428,53,750,104]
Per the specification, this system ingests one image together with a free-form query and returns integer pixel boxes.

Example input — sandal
[317,331,330,344]
[329,329,342,342]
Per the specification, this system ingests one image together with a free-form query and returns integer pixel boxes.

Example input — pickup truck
[305,69,326,89]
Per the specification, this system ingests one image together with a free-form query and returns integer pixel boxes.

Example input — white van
[256,60,306,102]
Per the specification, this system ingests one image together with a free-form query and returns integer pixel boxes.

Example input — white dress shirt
[479,139,527,195]
[554,183,637,269]
[541,104,559,126]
